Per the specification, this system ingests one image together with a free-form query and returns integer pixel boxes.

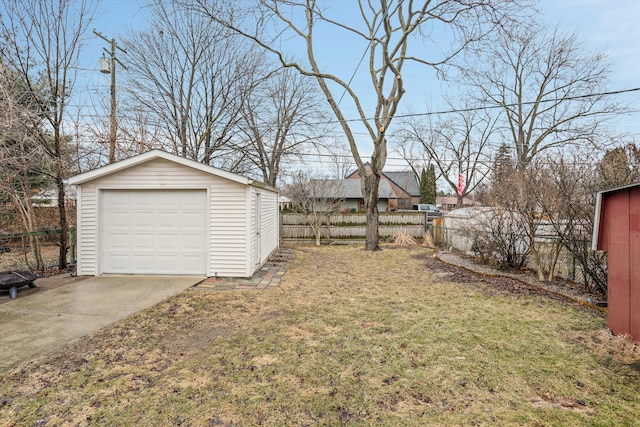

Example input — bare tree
[120,0,257,166]
[283,171,343,246]
[328,147,354,180]
[401,104,497,207]
[465,22,621,168]
[185,0,520,250]
[235,66,329,187]
[597,142,640,188]
[0,65,48,269]
[394,136,431,188]
[539,153,608,295]
[0,0,96,269]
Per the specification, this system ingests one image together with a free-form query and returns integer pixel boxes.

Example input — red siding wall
[631,188,640,341]
[599,186,640,341]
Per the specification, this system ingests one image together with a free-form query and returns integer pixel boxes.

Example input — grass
[0,245,639,426]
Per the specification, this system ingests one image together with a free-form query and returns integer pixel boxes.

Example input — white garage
[101,189,208,275]
[66,150,279,278]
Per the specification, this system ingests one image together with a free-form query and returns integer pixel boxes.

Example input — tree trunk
[546,242,562,282]
[56,163,69,270]
[363,173,381,251]
[14,193,44,271]
[530,242,546,282]
[315,224,321,246]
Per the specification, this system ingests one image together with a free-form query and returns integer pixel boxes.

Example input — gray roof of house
[311,179,397,199]
[383,171,420,196]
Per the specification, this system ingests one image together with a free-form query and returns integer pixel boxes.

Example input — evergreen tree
[492,143,514,186]
[597,143,640,188]
[420,168,429,204]
[425,164,437,204]
[419,165,438,205]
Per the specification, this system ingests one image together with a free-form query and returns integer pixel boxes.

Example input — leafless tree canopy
[464,22,621,167]
[235,66,330,187]
[116,1,328,186]
[399,101,498,206]
[120,0,253,164]
[283,171,343,245]
[183,0,524,250]
[0,0,96,269]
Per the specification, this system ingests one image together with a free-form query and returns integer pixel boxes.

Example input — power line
[327,87,640,126]
[63,86,640,126]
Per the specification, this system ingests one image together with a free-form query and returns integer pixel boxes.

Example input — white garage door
[101,190,207,275]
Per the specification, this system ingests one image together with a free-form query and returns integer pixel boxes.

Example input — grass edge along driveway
[1,245,639,426]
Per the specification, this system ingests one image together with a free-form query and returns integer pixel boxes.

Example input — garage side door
[101,189,207,275]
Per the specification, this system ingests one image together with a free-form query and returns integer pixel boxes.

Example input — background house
[592,182,640,343]
[346,165,419,210]
[436,195,476,211]
[312,179,397,212]
[67,150,279,278]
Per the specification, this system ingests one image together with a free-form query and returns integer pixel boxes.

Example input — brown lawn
[0,245,639,426]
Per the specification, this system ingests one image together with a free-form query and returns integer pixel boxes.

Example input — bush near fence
[0,228,76,273]
[282,209,605,288]
[281,212,430,243]
[431,222,601,285]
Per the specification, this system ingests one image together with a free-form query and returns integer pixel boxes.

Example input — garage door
[101,190,207,275]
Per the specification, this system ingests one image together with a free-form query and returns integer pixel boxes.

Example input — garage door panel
[102,190,207,275]
[180,232,206,245]
[108,254,133,271]
[133,213,155,226]
[131,242,154,252]
[131,255,154,273]
[156,235,179,249]
[104,233,130,249]
[172,254,207,271]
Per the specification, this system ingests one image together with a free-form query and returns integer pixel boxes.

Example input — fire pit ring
[0,271,38,299]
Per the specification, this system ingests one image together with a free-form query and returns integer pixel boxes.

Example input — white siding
[248,189,257,273]
[246,187,279,273]
[77,184,97,276]
[88,158,215,188]
[258,188,279,263]
[73,156,279,278]
[210,180,249,277]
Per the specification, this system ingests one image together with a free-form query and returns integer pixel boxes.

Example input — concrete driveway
[0,275,204,373]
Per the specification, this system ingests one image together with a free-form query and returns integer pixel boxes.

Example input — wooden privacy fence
[281,212,428,243]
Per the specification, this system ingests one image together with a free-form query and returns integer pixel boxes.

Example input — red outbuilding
[592,182,640,343]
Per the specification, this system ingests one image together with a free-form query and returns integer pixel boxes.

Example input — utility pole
[94,29,126,164]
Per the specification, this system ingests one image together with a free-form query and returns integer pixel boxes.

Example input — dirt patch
[416,252,603,310]
[566,328,640,366]
[169,326,237,356]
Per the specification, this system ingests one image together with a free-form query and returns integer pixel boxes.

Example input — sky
[79,0,640,171]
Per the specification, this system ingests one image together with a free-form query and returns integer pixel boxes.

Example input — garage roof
[66,149,277,192]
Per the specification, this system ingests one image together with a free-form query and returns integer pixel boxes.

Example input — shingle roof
[383,171,420,196]
[311,179,397,199]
